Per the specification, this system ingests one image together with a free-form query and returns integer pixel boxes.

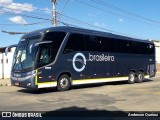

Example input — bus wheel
[128,72,135,84]
[57,74,71,91]
[136,72,144,83]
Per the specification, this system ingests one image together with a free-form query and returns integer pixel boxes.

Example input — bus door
[36,45,53,88]
[149,64,155,77]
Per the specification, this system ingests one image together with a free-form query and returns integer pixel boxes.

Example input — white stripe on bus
[72,77,128,85]
[38,82,57,88]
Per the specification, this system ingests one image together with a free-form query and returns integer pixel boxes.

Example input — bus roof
[22,26,153,44]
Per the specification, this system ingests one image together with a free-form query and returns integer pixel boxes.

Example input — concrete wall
[0,48,15,79]
[154,42,160,63]
[156,45,160,63]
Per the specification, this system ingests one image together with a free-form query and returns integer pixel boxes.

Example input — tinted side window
[138,42,149,54]
[43,32,66,60]
[101,37,116,52]
[44,32,66,49]
[64,33,85,53]
[117,40,130,53]
[129,41,139,54]
[85,35,102,52]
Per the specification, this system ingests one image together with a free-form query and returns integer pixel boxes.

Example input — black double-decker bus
[6,26,156,91]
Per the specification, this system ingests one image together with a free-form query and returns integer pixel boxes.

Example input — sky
[0,0,160,47]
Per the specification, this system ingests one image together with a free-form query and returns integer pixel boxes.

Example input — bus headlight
[27,82,31,86]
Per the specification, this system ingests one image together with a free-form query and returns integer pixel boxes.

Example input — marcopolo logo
[72,53,115,72]
[72,53,86,72]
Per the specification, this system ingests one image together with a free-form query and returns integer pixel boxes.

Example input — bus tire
[136,71,144,83]
[128,72,135,84]
[57,74,71,91]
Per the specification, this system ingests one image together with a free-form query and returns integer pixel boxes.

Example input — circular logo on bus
[72,53,86,72]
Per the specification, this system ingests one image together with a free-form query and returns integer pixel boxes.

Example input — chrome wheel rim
[130,74,134,81]
[138,74,143,80]
[60,78,68,88]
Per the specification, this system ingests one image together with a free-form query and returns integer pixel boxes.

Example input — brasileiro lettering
[89,53,114,62]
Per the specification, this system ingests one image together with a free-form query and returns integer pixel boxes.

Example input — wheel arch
[57,71,72,83]
[136,69,144,77]
[129,69,136,74]
[128,69,136,77]
[138,69,144,73]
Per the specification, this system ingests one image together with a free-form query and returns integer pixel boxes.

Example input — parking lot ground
[0,74,160,117]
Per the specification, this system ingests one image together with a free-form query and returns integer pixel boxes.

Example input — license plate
[15,82,19,86]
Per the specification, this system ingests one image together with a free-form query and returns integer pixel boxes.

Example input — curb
[157,71,160,74]
[0,83,11,87]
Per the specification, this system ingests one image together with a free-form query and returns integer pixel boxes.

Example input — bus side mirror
[5,44,17,56]
[29,41,53,54]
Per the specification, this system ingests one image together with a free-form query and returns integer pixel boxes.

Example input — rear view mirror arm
[5,44,17,56]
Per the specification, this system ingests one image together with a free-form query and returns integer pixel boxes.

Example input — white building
[150,40,160,63]
[0,47,15,79]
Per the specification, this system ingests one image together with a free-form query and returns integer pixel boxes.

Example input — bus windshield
[12,36,41,71]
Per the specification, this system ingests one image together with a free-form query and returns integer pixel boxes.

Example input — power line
[0,21,47,26]
[3,11,52,21]
[93,0,160,24]
[57,0,70,24]
[75,0,160,28]
[1,1,66,27]
[57,12,144,39]
[0,1,149,38]
[2,6,138,38]
[2,7,145,36]
[2,0,160,28]
[2,10,72,27]
[58,12,115,32]
[2,8,145,39]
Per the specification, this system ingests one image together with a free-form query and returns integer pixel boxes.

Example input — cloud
[119,18,124,22]
[88,11,101,18]
[42,7,51,14]
[0,0,50,16]
[0,0,12,5]
[94,22,106,27]
[9,16,27,25]
[0,0,36,14]
[88,13,97,17]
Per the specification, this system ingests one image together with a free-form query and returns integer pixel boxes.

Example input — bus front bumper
[11,75,37,89]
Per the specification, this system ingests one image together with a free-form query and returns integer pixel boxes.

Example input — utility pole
[51,0,58,27]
